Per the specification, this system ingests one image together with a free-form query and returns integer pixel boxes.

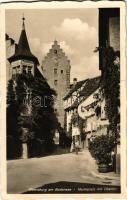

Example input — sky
[6,9,101,82]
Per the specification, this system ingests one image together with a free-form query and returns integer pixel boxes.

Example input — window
[54,68,57,75]
[12,67,16,74]
[17,65,20,73]
[54,49,57,54]
[54,80,58,86]
[12,67,16,78]
[28,66,32,75]
[61,70,63,74]
[23,65,27,74]
[12,74,16,79]
[12,66,16,71]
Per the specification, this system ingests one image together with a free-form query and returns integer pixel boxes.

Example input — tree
[31,75,58,153]
[7,79,22,159]
[7,73,58,159]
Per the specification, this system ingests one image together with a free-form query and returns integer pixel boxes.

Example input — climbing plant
[7,73,58,158]
[95,46,120,139]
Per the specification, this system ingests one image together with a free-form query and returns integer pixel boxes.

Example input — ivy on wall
[97,46,120,139]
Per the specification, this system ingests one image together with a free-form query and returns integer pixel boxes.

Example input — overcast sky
[6,9,101,82]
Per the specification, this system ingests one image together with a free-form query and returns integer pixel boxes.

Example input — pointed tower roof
[8,16,39,65]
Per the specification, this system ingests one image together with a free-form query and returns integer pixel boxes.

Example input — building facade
[63,78,87,135]
[42,40,71,128]
[78,87,109,148]
[63,76,101,150]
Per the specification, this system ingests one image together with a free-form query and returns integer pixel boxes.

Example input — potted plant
[89,135,116,173]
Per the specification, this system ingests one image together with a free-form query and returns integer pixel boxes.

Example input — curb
[91,171,120,181]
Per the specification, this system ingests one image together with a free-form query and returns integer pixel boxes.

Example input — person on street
[75,140,79,155]
[71,109,80,154]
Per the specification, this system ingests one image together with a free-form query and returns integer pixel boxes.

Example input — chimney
[73,78,77,86]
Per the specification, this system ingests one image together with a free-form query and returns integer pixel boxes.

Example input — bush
[89,135,116,165]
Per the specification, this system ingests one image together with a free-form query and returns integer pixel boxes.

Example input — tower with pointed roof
[42,40,71,128]
[8,17,39,79]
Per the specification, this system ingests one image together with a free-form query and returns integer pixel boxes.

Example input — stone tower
[8,17,39,78]
[42,40,71,128]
